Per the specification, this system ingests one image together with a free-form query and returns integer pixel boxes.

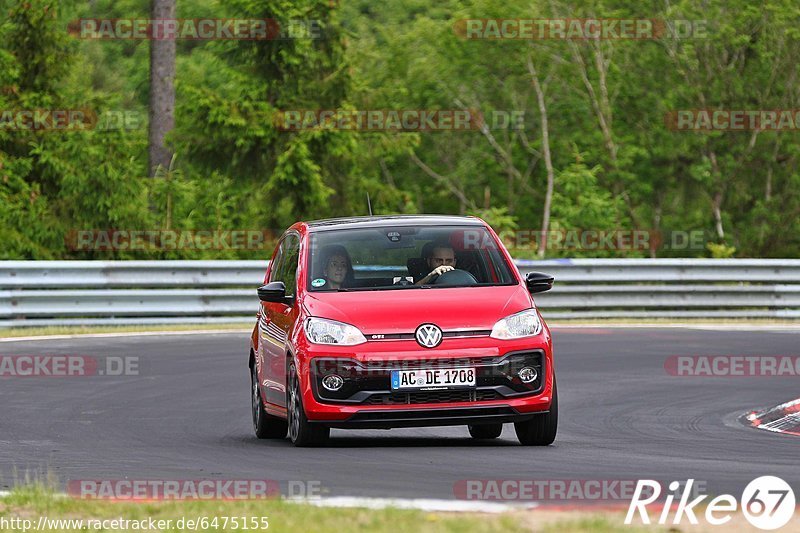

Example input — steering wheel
[431,269,478,286]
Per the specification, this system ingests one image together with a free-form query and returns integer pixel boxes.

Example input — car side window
[279,234,300,297]
[268,242,285,283]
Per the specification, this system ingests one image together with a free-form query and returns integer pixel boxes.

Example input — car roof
[304,215,484,232]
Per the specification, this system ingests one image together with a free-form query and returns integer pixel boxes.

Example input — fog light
[322,374,344,391]
[518,367,538,384]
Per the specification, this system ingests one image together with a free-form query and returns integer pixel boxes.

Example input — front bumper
[295,335,555,424]
[324,405,545,429]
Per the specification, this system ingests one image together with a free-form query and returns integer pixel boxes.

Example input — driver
[415,241,457,285]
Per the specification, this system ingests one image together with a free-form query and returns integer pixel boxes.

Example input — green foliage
[550,155,622,234]
[1,0,799,259]
[471,207,517,233]
[6,0,72,95]
[707,243,737,259]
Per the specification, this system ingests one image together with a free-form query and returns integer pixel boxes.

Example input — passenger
[319,245,354,290]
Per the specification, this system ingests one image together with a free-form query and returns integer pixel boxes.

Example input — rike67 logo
[626,476,795,530]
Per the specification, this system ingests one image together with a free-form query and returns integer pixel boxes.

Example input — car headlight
[304,317,367,346]
[490,309,543,339]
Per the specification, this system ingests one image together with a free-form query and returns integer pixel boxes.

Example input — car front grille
[312,350,544,404]
[361,356,499,369]
[364,389,502,405]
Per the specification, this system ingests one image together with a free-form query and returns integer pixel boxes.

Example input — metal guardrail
[0,260,266,288]
[2,259,800,326]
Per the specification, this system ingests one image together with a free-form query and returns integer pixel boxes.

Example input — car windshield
[307,225,517,291]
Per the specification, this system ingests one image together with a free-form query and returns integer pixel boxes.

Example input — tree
[148,0,175,176]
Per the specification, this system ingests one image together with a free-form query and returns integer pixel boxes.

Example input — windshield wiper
[337,285,423,292]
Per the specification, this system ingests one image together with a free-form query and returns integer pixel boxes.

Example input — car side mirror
[525,272,554,294]
[257,281,293,304]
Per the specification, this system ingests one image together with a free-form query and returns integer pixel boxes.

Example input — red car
[249,215,557,447]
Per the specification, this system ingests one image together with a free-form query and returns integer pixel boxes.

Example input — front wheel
[251,362,287,439]
[287,364,330,447]
[514,379,558,446]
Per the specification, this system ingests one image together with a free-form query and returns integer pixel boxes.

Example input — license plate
[391,367,476,390]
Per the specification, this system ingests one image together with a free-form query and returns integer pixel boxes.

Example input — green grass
[0,486,522,533]
[538,517,655,533]
[0,485,668,533]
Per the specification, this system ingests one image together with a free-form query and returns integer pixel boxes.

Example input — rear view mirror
[258,281,292,304]
[525,272,554,294]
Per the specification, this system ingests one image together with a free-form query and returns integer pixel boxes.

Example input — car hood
[303,284,532,333]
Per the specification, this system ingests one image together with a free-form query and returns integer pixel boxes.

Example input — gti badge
[415,323,443,348]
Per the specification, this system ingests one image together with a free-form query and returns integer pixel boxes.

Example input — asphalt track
[1,327,798,501]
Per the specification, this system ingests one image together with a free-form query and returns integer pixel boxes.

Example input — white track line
[0,491,529,513]
[0,329,250,343]
[289,496,536,513]
[766,398,800,412]
[553,323,800,331]
[2,323,799,343]
[682,325,800,332]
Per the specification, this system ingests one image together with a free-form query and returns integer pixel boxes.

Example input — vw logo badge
[415,323,443,348]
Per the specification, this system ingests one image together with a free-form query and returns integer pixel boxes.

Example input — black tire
[287,364,330,447]
[251,361,288,439]
[468,423,503,439]
[514,379,558,446]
